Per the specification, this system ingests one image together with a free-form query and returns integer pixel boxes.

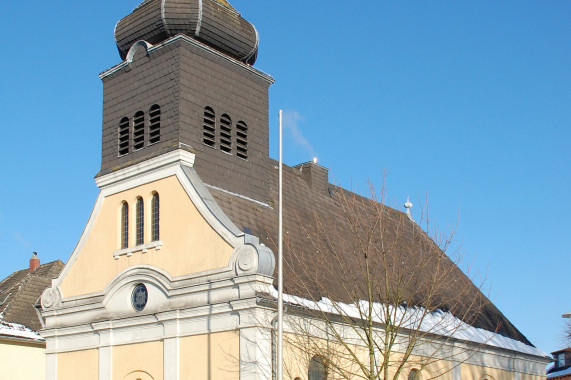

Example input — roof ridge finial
[404,195,414,221]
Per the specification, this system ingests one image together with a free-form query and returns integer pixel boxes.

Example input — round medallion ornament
[131,283,148,312]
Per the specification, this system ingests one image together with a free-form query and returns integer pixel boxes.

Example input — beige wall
[281,332,546,380]
[61,175,234,297]
[180,331,240,379]
[113,341,164,380]
[57,348,98,380]
[0,340,45,380]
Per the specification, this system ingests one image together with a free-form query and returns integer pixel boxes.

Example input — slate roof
[208,159,533,347]
[0,260,64,332]
[115,0,258,64]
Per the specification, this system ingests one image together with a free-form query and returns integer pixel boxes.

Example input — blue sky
[0,0,569,355]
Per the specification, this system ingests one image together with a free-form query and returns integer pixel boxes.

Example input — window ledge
[113,240,163,260]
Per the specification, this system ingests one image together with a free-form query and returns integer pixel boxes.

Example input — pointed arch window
[118,117,130,156]
[203,106,216,147]
[133,111,145,150]
[121,202,129,249]
[219,114,232,153]
[308,356,327,380]
[136,197,144,245]
[152,192,160,241]
[149,104,161,145]
[236,120,248,159]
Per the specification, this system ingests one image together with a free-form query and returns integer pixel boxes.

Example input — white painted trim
[452,362,461,380]
[53,192,105,292]
[160,0,169,37]
[95,149,195,189]
[99,345,113,380]
[46,353,57,380]
[243,22,259,63]
[99,34,274,84]
[113,240,163,259]
[164,337,180,380]
[126,40,154,64]
[178,166,244,245]
[195,0,203,37]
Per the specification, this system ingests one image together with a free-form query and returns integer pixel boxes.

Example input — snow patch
[0,320,44,341]
[270,288,548,358]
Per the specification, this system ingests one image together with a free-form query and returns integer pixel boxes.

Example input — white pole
[277,109,284,380]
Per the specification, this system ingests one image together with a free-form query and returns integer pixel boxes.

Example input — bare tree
[564,317,571,347]
[276,182,495,380]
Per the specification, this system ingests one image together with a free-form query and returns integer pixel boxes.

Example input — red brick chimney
[29,252,40,273]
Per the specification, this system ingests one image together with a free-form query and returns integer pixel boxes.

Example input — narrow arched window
[408,369,419,380]
[219,114,232,153]
[308,356,327,380]
[236,121,248,159]
[136,197,144,245]
[152,192,159,241]
[149,104,161,145]
[121,202,129,249]
[133,111,145,150]
[118,117,130,156]
[203,106,216,147]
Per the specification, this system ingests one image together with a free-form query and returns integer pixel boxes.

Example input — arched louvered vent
[149,105,161,145]
[220,114,232,153]
[133,111,145,150]
[203,107,216,147]
[118,117,130,156]
[236,121,248,159]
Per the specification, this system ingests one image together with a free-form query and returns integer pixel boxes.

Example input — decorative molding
[195,0,203,37]
[99,34,274,84]
[95,149,196,190]
[113,240,163,260]
[40,286,62,310]
[126,40,153,64]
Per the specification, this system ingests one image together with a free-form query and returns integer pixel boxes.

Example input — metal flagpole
[277,109,284,380]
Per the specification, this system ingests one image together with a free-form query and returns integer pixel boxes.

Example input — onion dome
[115,0,259,65]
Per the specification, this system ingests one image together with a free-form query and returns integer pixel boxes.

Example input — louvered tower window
[203,107,216,147]
[149,105,161,145]
[236,121,248,159]
[118,117,130,156]
[219,114,232,153]
[133,111,145,150]
[152,192,160,241]
[121,202,129,249]
[136,197,144,245]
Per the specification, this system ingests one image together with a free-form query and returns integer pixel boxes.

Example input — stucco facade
[0,337,45,380]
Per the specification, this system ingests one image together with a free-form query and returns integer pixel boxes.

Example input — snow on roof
[270,288,548,358]
[548,366,571,379]
[0,320,44,341]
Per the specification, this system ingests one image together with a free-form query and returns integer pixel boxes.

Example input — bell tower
[98,0,273,202]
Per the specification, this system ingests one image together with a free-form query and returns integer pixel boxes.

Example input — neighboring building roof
[0,260,64,332]
[548,367,571,379]
[0,320,43,342]
[548,347,571,378]
[209,159,534,347]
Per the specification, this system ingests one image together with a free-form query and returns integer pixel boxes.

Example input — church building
[39,1,550,379]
